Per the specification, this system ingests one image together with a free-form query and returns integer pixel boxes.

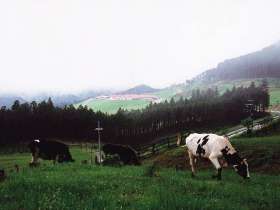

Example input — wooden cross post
[95,121,103,164]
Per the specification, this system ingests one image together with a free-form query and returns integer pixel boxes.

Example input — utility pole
[95,121,103,163]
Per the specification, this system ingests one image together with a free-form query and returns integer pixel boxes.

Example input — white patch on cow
[34,139,40,143]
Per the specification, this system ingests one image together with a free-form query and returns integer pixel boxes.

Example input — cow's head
[233,159,250,179]
[28,139,40,151]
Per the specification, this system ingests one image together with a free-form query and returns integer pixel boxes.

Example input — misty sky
[0,0,280,93]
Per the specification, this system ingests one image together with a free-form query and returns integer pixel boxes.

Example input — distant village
[95,94,162,103]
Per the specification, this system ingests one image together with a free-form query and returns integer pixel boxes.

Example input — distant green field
[75,99,151,114]
[75,89,178,114]
[1,135,280,210]
[75,78,280,113]
[269,88,280,105]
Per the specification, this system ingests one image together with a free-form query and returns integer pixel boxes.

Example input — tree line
[0,81,269,146]
[194,44,280,82]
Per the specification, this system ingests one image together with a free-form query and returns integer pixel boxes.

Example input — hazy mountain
[120,84,161,94]
[0,90,113,108]
[0,96,26,108]
[193,41,280,82]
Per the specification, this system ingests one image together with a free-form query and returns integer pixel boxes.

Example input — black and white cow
[181,133,250,180]
[28,139,74,164]
[101,143,141,165]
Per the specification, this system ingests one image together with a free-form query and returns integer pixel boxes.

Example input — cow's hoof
[212,175,221,179]
[29,162,39,168]
[212,175,221,180]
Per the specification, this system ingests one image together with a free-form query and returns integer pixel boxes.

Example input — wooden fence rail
[135,133,188,159]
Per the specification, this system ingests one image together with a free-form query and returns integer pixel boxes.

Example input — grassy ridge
[1,136,280,210]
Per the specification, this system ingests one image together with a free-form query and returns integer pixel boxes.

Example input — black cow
[102,144,140,165]
[28,139,74,164]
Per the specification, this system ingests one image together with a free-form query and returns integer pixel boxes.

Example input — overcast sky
[0,0,280,93]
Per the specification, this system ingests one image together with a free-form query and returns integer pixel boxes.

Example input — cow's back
[185,133,234,158]
[39,141,69,159]
[102,144,140,165]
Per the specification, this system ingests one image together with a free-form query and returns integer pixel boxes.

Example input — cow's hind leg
[31,148,39,164]
[209,154,222,180]
[53,154,60,165]
[187,150,196,178]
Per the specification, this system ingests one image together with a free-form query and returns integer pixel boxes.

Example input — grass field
[75,89,178,114]
[75,99,151,114]
[1,135,280,210]
[269,88,280,105]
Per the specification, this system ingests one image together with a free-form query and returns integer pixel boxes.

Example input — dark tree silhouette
[0,84,269,147]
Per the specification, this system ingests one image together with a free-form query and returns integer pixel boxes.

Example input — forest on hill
[0,81,269,146]
[194,42,280,82]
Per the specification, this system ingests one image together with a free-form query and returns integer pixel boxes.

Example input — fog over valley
[0,0,280,95]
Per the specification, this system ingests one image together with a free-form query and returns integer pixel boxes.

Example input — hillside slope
[150,135,280,175]
[194,42,280,82]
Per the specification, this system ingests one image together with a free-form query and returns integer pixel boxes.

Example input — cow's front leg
[187,150,196,178]
[53,154,59,165]
[209,154,222,180]
[31,153,35,163]
[31,149,39,164]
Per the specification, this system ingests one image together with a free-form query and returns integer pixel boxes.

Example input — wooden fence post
[177,132,182,146]
[167,137,170,148]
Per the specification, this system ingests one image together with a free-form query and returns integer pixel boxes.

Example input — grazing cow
[181,133,250,180]
[102,143,141,165]
[28,139,74,164]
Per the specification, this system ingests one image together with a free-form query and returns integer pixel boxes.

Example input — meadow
[269,88,280,105]
[75,99,151,114]
[74,89,176,114]
[0,135,280,210]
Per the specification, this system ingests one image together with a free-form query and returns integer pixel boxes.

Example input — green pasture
[75,88,178,114]
[1,135,280,210]
[75,99,151,114]
[269,88,280,105]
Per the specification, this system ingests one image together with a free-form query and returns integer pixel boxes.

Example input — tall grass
[1,137,280,210]
[1,161,279,210]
